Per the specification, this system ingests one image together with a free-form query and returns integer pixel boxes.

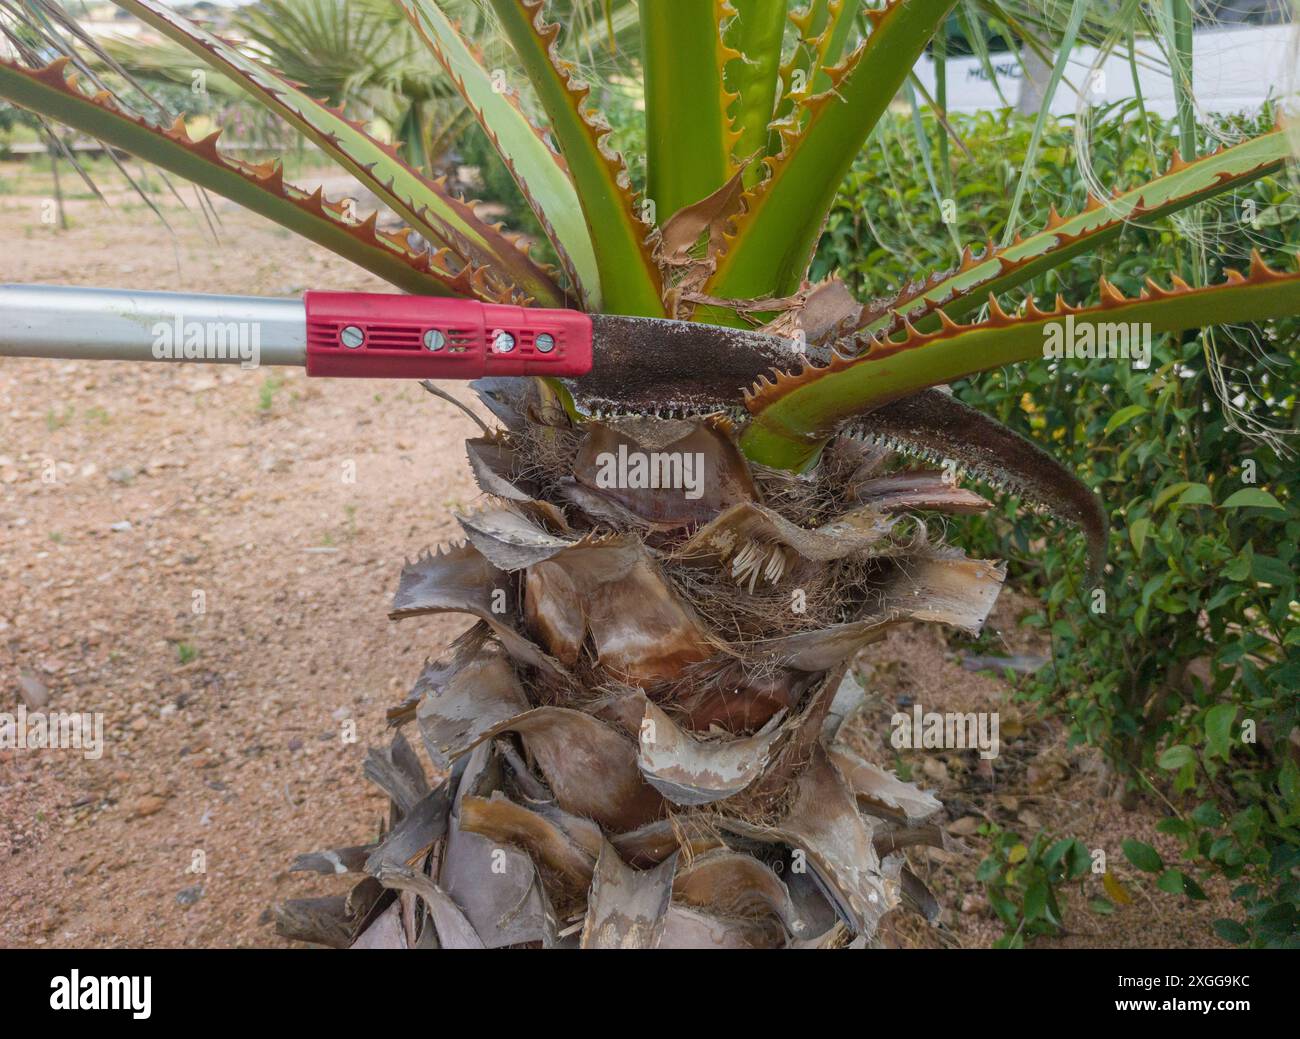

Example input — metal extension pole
[0,284,307,367]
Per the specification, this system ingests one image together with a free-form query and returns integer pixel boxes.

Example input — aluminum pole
[0,283,307,367]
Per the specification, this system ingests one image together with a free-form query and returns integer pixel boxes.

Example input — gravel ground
[1,169,480,946]
[0,163,1229,948]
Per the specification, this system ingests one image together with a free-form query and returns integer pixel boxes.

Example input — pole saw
[0,283,798,417]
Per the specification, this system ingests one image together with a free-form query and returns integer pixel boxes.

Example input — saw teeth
[838,422,1041,505]
[572,397,749,423]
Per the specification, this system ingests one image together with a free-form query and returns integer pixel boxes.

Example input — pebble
[175,885,204,907]
[1026,750,1069,791]
[922,758,950,783]
[948,815,981,836]
[128,795,167,819]
[18,669,50,709]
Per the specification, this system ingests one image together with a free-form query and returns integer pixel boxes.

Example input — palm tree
[0,0,1296,947]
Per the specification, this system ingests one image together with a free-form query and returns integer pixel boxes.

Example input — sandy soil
[0,162,1228,948]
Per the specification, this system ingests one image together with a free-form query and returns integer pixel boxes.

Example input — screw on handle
[303,292,593,380]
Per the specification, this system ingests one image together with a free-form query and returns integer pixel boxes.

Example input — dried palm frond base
[275,382,1005,948]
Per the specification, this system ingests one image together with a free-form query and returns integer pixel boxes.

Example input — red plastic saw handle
[303,291,592,379]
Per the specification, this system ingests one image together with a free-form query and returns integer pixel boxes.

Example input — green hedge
[821,105,1299,948]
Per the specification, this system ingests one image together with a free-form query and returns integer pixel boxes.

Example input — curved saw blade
[568,315,800,417]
